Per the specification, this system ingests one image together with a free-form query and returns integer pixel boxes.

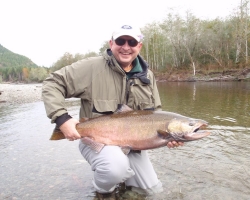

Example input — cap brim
[113,34,141,42]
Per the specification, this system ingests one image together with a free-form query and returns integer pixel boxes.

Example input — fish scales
[50,106,210,153]
[77,110,166,148]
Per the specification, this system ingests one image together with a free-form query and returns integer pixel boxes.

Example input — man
[42,24,183,197]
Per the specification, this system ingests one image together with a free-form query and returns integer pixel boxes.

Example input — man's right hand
[59,118,81,141]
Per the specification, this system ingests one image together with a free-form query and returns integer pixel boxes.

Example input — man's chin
[119,56,134,63]
[119,54,131,59]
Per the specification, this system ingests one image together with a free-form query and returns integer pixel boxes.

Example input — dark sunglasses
[114,38,139,47]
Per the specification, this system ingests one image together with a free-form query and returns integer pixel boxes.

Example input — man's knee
[93,150,135,192]
[95,155,134,185]
[79,145,135,192]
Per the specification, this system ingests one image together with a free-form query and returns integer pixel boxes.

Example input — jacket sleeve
[42,59,93,123]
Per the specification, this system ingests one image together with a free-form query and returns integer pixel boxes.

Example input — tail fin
[50,125,65,140]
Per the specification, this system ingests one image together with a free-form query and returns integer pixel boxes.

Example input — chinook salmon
[50,105,210,153]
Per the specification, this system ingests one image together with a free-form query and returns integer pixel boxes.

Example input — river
[0,81,249,200]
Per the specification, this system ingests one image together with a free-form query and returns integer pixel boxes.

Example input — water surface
[0,82,249,199]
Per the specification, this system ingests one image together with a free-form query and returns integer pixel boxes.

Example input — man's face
[109,35,142,68]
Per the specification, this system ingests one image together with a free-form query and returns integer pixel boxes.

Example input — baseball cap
[112,25,143,42]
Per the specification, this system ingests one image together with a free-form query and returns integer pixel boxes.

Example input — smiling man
[42,24,183,198]
[109,25,143,72]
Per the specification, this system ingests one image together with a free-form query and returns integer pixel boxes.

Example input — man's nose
[122,41,130,49]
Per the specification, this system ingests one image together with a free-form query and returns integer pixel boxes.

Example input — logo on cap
[121,25,132,29]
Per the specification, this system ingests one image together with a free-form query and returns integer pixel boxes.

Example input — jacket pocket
[138,99,154,110]
[127,79,155,110]
[93,99,118,114]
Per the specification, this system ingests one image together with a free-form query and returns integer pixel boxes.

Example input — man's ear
[109,40,113,49]
[138,42,143,49]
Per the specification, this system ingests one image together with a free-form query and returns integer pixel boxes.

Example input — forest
[140,0,250,76]
[0,0,249,82]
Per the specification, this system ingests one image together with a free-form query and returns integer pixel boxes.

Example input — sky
[0,0,240,67]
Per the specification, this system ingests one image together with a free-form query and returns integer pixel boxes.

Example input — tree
[99,41,109,55]
[82,51,98,58]
[199,19,233,70]
[22,67,29,81]
[180,12,201,75]
[50,51,98,72]
[50,52,75,72]
[29,67,48,82]
[232,0,249,64]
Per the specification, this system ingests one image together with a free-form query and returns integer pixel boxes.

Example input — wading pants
[79,141,163,195]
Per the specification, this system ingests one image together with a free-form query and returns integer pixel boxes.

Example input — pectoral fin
[157,130,171,138]
[121,147,131,155]
[81,137,105,153]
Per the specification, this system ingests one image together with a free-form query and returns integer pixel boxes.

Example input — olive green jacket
[42,49,161,123]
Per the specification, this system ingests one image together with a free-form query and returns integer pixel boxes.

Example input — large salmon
[50,105,210,153]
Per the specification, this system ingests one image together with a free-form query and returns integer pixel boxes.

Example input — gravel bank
[0,83,43,105]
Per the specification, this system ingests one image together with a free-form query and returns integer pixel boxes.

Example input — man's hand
[59,118,81,141]
[167,141,184,148]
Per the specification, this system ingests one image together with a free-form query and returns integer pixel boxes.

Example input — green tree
[29,67,48,82]
[82,51,98,58]
[99,41,110,55]
[50,51,98,72]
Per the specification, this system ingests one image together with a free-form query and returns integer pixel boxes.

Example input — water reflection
[158,81,250,127]
[0,82,250,200]
[153,81,250,200]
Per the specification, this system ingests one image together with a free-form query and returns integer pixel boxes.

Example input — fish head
[166,118,210,141]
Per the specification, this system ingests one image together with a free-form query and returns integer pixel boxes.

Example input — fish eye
[189,122,195,126]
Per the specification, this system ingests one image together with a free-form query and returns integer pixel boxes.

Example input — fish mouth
[184,130,211,140]
[184,123,210,140]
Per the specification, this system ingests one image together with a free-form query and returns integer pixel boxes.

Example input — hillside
[0,44,38,68]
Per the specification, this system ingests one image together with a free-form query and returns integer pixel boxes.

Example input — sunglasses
[114,38,139,47]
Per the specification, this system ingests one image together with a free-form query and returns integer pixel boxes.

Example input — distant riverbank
[155,68,250,82]
[1,68,250,105]
[0,83,42,105]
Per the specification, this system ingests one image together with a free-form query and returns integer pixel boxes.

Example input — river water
[0,81,249,200]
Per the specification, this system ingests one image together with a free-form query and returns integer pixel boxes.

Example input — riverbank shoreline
[1,68,250,105]
[0,83,42,105]
[155,68,250,82]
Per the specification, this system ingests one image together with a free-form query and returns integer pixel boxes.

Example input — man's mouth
[120,52,131,55]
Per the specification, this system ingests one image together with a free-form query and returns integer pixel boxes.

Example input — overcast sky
[0,0,240,67]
